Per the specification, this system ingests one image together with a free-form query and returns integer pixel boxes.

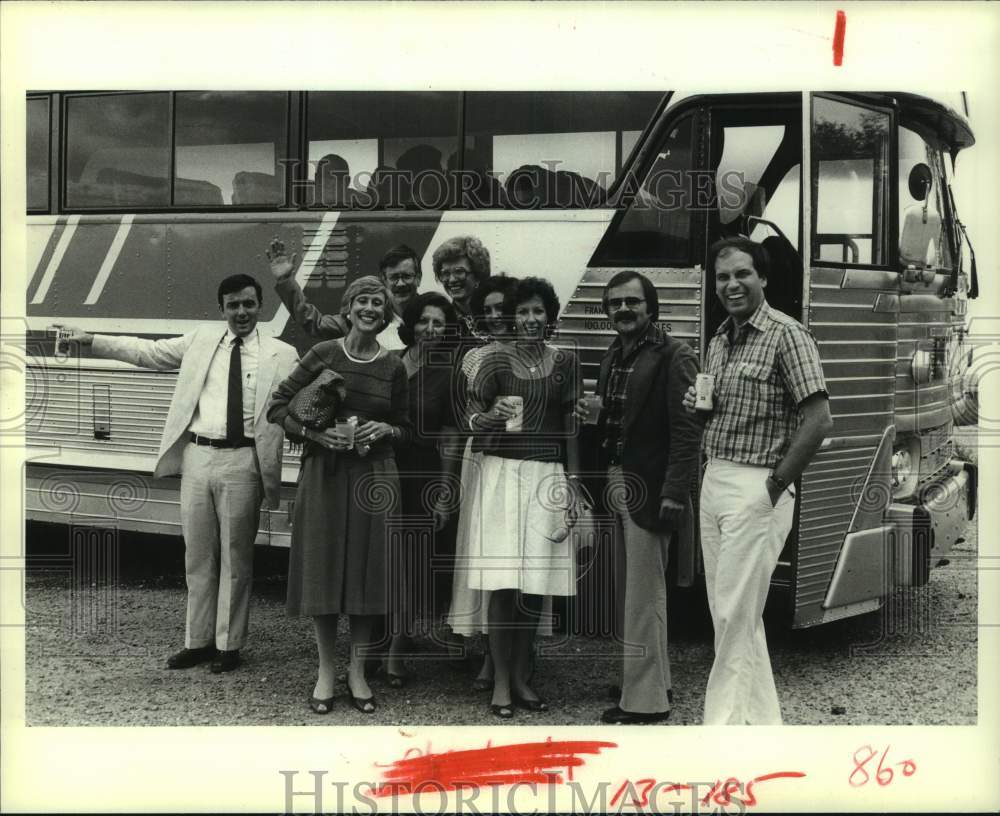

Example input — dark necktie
[226,337,243,442]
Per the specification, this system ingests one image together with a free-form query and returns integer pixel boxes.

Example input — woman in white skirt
[446,276,518,689]
[465,277,584,718]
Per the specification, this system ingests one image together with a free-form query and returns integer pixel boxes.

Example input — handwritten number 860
[849,745,917,788]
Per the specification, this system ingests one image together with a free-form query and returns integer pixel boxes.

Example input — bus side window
[463,92,662,209]
[591,115,694,266]
[811,97,891,266]
[65,93,171,209]
[174,92,288,207]
[27,96,50,212]
[305,92,460,210]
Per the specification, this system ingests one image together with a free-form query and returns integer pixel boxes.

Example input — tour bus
[23,90,978,628]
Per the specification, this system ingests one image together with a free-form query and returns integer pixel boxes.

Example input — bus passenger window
[811,97,891,266]
[65,93,171,209]
[174,92,288,207]
[27,96,49,211]
[898,125,953,270]
[591,115,693,265]
[463,92,662,209]
[306,92,460,209]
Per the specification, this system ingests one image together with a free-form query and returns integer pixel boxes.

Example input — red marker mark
[372,739,617,797]
[610,771,806,809]
[833,10,847,66]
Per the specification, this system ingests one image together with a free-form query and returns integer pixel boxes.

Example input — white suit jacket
[92,326,298,509]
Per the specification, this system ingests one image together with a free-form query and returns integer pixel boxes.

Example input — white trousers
[700,459,794,725]
[180,443,263,651]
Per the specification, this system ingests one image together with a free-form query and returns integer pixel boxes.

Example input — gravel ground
[23,508,978,727]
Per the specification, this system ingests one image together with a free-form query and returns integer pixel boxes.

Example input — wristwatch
[767,471,789,492]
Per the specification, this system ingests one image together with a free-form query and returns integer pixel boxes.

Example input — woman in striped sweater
[268,276,412,716]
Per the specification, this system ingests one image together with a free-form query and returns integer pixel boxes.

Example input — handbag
[288,368,346,430]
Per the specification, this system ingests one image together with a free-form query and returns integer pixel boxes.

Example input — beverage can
[582,394,604,426]
[695,373,715,411]
[505,396,524,432]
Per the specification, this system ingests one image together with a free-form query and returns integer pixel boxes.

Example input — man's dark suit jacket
[596,331,703,532]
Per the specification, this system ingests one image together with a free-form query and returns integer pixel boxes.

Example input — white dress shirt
[188,328,259,439]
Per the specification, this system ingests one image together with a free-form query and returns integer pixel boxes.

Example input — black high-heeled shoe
[490,702,514,719]
[309,695,335,715]
[512,693,549,712]
[346,678,377,714]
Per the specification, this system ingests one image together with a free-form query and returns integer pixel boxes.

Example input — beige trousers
[180,443,263,651]
[609,466,673,714]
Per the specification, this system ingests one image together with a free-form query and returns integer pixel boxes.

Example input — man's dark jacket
[596,331,703,532]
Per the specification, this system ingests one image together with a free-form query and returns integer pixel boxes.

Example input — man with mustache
[580,270,702,724]
[267,241,421,350]
[59,275,298,673]
[683,237,832,725]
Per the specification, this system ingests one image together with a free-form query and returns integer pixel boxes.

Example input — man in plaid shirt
[684,237,833,725]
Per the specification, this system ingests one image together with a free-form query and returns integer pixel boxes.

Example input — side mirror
[907,163,933,202]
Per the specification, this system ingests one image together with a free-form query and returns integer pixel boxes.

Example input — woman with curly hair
[431,235,491,338]
[267,275,412,716]
[464,276,584,718]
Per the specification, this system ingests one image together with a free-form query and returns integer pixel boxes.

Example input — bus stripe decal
[84,215,134,305]
[296,210,341,286]
[30,215,80,304]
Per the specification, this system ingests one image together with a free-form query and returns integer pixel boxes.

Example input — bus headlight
[891,436,921,499]
[911,349,933,384]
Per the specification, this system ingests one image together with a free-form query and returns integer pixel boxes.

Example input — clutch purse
[288,369,346,430]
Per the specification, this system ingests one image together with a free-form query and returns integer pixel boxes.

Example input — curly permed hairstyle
[431,235,491,285]
[505,276,561,340]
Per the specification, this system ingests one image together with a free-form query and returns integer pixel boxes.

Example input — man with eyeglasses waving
[577,270,702,724]
[267,242,421,350]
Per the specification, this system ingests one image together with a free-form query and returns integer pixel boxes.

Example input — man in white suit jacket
[63,274,298,673]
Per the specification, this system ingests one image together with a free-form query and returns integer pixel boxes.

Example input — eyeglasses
[606,297,645,311]
[385,272,417,284]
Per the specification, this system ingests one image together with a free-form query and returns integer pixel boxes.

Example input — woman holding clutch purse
[464,276,585,718]
[267,275,412,716]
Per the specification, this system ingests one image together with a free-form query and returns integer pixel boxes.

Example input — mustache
[614,311,636,321]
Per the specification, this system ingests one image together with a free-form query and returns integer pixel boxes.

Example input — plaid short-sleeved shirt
[703,300,827,467]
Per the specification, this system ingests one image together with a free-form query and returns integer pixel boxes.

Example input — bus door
[803,93,901,626]
[563,103,709,594]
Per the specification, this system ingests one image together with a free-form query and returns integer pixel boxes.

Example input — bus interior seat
[231,171,280,205]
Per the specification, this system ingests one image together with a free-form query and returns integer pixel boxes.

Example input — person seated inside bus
[504,164,604,209]
[395,143,445,209]
[266,240,422,351]
[312,153,361,209]
[446,148,508,209]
